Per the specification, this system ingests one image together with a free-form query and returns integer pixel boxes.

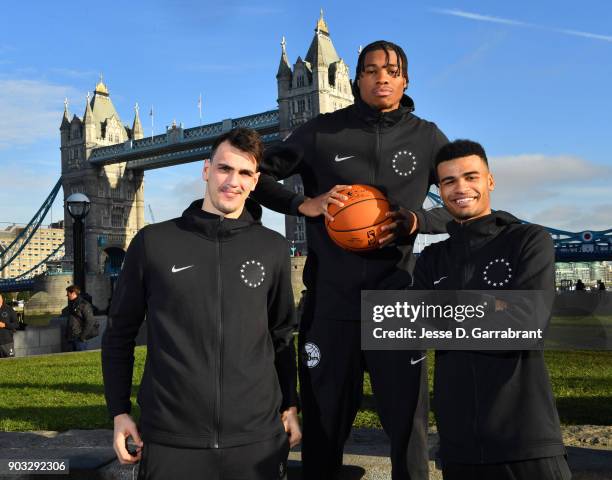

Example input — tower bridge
[0,11,610,300]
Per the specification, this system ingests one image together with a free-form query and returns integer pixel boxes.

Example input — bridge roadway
[88,109,280,170]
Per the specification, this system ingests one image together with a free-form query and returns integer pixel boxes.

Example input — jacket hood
[447,211,520,245]
[181,198,262,239]
[353,94,415,128]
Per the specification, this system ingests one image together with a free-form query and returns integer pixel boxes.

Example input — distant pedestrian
[0,294,19,358]
[64,285,97,351]
[575,279,586,291]
[598,280,606,291]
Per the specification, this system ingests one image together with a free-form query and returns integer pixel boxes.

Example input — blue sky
[0,0,611,233]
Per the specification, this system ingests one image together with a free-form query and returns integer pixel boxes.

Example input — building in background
[0,223,64,279]
[277,11,354,254]
[555,261,611,287]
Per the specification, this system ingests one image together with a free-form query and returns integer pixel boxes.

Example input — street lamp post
[66,193,90,293]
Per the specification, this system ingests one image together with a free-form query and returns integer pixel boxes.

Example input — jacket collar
[180,198,262,240]
[447,211,521,247]
[352,94,415,129]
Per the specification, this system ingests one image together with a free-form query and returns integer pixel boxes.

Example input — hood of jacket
[353,94,415,129]
[447,211,521,248]
[181,197,263,240]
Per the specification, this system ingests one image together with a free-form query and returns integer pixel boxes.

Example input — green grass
[0,348,610,432]
[0,349,145,431]
[22,314,56,327]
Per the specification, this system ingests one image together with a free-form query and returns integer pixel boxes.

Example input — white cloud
[429,34,505,86]
[529,205,612,232]
[489,154,612,231]
[0,79,80,148]
[431,8,612,43]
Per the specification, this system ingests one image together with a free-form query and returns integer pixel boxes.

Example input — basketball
[325,184,392,252]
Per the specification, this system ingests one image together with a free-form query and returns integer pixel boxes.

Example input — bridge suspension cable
[0,178,62,273]
[11,243,65,280]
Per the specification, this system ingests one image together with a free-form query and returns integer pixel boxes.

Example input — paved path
[1,428,611,479]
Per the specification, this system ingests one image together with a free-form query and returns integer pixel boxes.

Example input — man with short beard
[102,128,301,479]
[252,40,450,480]
[412,139,570,480]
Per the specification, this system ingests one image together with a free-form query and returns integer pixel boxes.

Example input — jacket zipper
[362,121,382,285]
[213,227,223,448]
[373,121,382,184]
[462,232,484,462]
[469,355,483,462]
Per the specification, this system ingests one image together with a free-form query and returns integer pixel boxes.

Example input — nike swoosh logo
[334,155,355,162]
[410,356,426,365]
[433,276,447,285]
[171,265,194,273]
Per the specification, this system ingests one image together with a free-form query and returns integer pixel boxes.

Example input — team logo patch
[1,312,7,319]
[303,342,321,368]
[391,150,417,177]
[240,259,266,288]
[483,257,513,287]
[279,460,286,478]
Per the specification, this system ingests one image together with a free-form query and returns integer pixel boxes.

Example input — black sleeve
[101,230,147,418]
[413,207,453,234]
[413,124,451,234]
[267,243,299,411]
[505,226,556,325]
[79,301,96,341]
[251,122,313,216]
[4,307,19,332]
[475,227,555,355]
[411,248,433,289]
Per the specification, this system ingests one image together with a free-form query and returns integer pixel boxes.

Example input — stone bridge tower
[276,10,354,254]
[59,79,145,308]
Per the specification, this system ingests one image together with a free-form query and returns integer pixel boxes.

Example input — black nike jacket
[251,95,451,321]
[413,211,565,463]
[102,199,298,448]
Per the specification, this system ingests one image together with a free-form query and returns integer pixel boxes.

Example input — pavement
[1,428,611,479]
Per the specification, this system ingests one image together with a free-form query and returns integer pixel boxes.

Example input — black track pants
[298,317,429,480]
[442,455,572,480]
[137,433,289,480]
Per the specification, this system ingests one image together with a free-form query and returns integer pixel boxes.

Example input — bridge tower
[59,79,145,308]
[277,10,354,254]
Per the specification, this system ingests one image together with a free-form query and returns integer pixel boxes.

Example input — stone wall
[290,256,306,305]
[14,325,62,357]
[12,316,147,357]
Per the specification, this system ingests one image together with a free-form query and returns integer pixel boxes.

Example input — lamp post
[66,193,90,293]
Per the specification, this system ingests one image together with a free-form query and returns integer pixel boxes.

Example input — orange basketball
[325,184,393,252]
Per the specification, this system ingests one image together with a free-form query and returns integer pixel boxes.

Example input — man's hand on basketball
[298,185,351,222]
[281,407,302,448]
[113,413,143,464]
[378,208,419,248]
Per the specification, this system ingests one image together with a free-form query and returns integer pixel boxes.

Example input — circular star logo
[391,150,417,177]
[303,342,321,368]
[482,258,513,288]
[240,259,266,288]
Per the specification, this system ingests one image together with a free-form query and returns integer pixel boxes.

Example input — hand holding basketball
[298,185,352,221]
[378,207,419,247]
[325,185,393,252]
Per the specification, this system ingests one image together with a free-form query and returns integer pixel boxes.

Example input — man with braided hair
[252,40,451,480]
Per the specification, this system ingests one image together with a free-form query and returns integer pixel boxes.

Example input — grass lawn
[0,348,610,432]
